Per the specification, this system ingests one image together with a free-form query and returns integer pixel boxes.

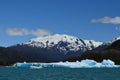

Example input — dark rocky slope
[0,47,24,66]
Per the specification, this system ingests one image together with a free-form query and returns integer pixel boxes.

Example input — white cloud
[6,28,51,36]
[31,29,51,37]
[7,28,29,36]
[91,16,120,24]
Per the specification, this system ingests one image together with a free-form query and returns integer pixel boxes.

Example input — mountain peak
[27,34,79,45]
[25,34,103,51]
[26,34,83,49]
[9,34,103,62]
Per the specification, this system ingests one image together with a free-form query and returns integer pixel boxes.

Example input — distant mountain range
[0,34,120,66]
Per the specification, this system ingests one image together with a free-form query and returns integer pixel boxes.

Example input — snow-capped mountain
[9,34,103,62]
[112,36,120,42]
[25,34,103,52]
[93,36,120,51]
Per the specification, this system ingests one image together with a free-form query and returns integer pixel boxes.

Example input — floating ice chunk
[80,59,97,67]
[13,59,118,69]
[101,59,116,67]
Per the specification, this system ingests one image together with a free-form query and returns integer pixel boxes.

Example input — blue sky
[0,0,120,47]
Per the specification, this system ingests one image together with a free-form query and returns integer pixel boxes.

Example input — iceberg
[13,59,118,69]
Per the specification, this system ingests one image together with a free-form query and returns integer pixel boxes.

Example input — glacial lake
[0,67,120,80]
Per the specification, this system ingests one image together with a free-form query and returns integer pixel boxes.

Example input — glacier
[13,59,119,69]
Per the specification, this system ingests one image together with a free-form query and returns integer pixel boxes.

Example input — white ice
[13,59,118,69]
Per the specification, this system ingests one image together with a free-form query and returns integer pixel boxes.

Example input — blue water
[0,67,120,80]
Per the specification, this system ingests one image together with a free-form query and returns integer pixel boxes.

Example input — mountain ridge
[21,34,103,51]
[9,34,103,62]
